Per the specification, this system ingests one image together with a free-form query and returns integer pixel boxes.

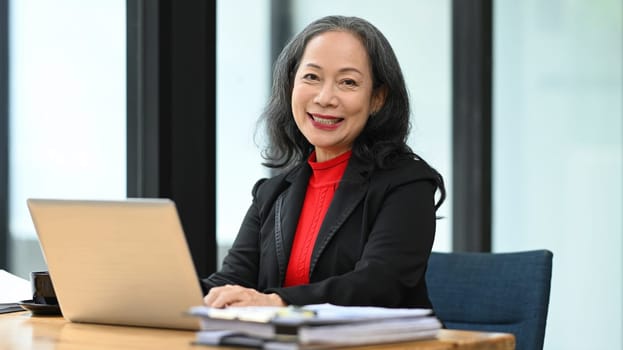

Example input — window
[493,1,622,348]
[216,0,271,255]
[8,0,126,277]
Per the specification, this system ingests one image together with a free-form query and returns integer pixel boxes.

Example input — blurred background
[0,1,620,349]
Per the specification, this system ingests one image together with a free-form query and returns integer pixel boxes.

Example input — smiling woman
[291,31,383,162]
[203,16,445,309]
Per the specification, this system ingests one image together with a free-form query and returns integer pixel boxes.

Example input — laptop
[26,198,204,330]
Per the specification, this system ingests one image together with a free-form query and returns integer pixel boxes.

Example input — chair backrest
[426,250,553,350]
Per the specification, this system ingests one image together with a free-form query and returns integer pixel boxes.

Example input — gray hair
[260,15,411,169]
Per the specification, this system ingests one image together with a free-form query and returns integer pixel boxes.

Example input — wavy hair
[259,16,445,208]
[260,15,416,167]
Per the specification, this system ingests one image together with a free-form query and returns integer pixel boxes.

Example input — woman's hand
[203,284,286,308]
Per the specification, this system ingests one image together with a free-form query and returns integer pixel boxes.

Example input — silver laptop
[27,198,204,330]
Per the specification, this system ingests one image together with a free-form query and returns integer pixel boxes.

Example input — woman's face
[291,30,384,162]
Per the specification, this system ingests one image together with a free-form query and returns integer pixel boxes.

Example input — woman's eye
[302,73,319,80]
[342,79,358,87]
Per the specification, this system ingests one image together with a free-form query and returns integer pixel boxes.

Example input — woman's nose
[313,83,338,107]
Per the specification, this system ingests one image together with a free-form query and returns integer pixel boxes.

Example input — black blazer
[203,155,442,308]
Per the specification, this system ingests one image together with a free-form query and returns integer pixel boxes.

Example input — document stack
[188,303,442,349]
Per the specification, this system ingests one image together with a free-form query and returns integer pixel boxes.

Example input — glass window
[493,1,622,348]
[9,0,126,278]
[216,0,271,253]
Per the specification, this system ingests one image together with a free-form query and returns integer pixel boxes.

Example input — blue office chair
[426,250,553,350]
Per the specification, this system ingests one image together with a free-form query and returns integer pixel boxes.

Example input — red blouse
[283,150,352,287]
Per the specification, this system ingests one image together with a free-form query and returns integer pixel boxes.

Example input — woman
[203,15,445,308]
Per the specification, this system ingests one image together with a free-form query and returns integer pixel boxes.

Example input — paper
[190,303,441,349]
[202,306,286,322]
[302,303,432,323]
[189,303,432,326]
[0,269,31,303]
[297,317,441,344]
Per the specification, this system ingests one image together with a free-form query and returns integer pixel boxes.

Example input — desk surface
[0,312,515,350]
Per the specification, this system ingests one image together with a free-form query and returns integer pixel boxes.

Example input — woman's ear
[370,85,388,115]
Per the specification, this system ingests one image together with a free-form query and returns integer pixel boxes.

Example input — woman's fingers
[203,284,237,307]
[203,285,285,308]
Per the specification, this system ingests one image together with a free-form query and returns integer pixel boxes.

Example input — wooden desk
[0,312,515,350]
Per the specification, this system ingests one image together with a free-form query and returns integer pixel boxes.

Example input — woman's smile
[308,113,344,129]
